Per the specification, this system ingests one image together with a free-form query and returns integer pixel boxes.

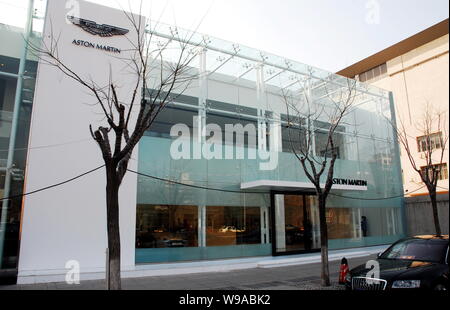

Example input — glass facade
[0,1,406,269]
[135,22,405,264]
[0,0,47,271]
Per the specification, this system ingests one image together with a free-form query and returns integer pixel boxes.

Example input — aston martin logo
[67,16,129,37]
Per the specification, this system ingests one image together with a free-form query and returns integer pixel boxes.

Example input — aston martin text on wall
[332,178,368,187]
[71,39,122,53]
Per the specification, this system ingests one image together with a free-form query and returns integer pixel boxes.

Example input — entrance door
[271,192,320,255]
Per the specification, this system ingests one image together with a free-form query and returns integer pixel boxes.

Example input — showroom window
[326,208,355,240]
[206,206,261,246]
[136,205,198,248]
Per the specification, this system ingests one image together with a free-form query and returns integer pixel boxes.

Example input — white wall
[370,35,449,196]
[18,0,143,283]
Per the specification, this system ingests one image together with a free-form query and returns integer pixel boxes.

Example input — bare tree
[282,76,357,286]
[28,9,200,289]
[395,103,448,236]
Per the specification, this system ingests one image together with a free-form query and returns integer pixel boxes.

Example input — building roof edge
[337,19,449,78]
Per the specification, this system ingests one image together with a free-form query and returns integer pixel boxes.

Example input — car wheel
[433,283,447,291]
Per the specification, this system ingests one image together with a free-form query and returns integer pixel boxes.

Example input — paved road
[0,254,376,290]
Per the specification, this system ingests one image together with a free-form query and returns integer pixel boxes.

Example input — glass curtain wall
[135,22,405,263]
[0,0,47,271]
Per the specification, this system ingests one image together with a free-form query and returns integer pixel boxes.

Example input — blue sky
[89,0,450,72]
[2,0,449,72]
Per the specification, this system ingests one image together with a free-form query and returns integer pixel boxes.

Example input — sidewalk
[1,246,384,290]
[123,244,387,279]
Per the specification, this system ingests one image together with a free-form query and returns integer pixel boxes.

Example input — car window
[381,239,448,263]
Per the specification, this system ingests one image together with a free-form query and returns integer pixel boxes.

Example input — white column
[386,209,392,235]
[198,205,206,247]
[275,195,286,251]
[357,208,362,238]
[198,48,208,145]
[391,208,397,235]
[305,75,316,157]
[255,65,268,151]
[271,112,282,153]
[352,208,357,239]
[260,206,270,244]
[259,111,267,151]
[197,49,207,247]
[260,207,266,244]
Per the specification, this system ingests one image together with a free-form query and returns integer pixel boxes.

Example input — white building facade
[0,0,405,284]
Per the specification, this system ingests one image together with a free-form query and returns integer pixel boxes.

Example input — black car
[346,235,449,290]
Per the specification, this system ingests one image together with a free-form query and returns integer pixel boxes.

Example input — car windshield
[380,239,448,263]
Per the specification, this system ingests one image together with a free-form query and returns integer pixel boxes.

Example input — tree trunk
[429,190,441,236]
[318,195,330,287]
[106,165,121,290]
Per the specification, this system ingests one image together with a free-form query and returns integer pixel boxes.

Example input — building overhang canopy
[241,180,368,192]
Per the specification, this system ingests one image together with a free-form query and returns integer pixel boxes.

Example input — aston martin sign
[67,15,128,54]
[67,16,129,37]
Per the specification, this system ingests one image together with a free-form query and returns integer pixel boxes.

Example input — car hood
[350,259,438,281]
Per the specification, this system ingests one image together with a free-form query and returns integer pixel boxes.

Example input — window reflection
[1,75,17,161]
[315,131,346,159]
[206,112,258,149]
[144,106,197,139]
[136,205,198,248]
[206,206,261,246]
[0,55,20,75]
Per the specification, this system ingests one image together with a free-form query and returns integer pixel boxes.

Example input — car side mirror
[377,252,382,258]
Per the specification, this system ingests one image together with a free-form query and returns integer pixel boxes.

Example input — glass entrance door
[272,193,320,255]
